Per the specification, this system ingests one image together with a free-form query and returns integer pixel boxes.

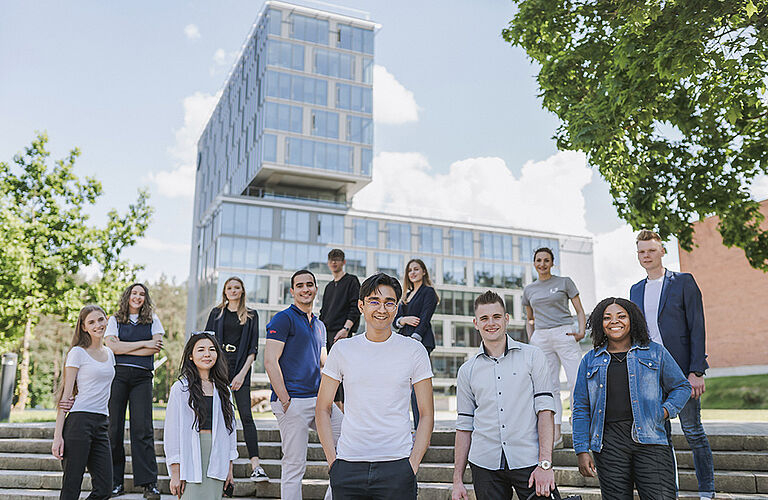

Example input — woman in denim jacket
[572,297,691,499]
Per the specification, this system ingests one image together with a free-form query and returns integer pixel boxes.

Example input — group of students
[50,227,713,500]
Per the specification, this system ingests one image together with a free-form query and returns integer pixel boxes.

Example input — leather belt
[224,344,237,353]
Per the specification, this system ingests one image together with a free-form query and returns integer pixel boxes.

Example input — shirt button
[604,359,608,363]
[503,441,506,445]
[502,425,505,428]
[599,384,603,388]
[598,410,602,413]
[498,376,501,380]
[500,408,504,411]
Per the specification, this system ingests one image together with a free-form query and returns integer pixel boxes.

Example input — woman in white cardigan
[164,332,239,499]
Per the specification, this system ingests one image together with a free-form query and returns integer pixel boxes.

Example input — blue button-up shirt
[572,342,691,454]
[455,337,556,470]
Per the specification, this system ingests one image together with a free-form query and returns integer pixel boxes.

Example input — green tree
[503,0,768,269]
[149,276,188,403]
[0,133,153,409]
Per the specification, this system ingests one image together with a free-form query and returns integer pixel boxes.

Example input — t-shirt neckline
[362,331,393,344]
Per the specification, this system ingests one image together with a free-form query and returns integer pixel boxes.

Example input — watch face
[539,460,552,470]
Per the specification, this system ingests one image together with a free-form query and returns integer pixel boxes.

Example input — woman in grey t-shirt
[522,247,586,446]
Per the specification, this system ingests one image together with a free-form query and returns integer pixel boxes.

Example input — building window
[266,40,304,71]
[443,259,467,285]
[246,205,273,239]
[431,353,466,379]
[419,226,443,254]
[285,137,353,173]
[361,148,372,176]
[337,24,374,54]
[504,294,515,318]
[265,102,302,133]
[336,83,372,113]
[311,109,339,139]
[266,70,327,106]
[290,14,328,45]
[353,219,378,247]
[420,256,437,278]
[344,249,367,277]
[480,232,514,261]
[385,222,411,251]
[450,229,473,257]
[432,320,443,347]
[262,134,277,162]
[436,290,475,316]
[474,262,523,289]
[362,57,373,83]
[317,213,344,244]
[243,275,269,303]
[376,252,403,279]
[314,48,355,80]
[266,9,282,36]
[281,209,310,241]
[453,322,481,348]
[346,115,373,144]
[520,236,559,263]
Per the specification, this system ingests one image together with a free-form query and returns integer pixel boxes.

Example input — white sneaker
[251,467,270,482]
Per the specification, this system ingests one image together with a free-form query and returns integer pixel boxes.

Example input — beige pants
[271,397,343,500]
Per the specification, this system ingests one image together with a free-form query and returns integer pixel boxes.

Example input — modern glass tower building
[187,0,595,389]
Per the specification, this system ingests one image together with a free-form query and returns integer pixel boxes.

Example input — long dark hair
[115,283,154,324]
[178,332,235,433]
[54,305,107,405]
[587,297,650,349]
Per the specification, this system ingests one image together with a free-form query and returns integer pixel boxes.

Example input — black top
[222,309,241,346]
[605,351,633,423]
[199,395,213,431]
[115,321,154,371]
[394,285,439,352]
[205,307,259,378]
[319,273,361,347]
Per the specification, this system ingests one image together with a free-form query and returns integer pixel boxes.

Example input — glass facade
[188,3,594,392]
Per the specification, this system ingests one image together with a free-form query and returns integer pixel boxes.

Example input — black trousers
[60,412,112,500]
[593,420,677,499]
[469,462,560,500]
[330,458,417,499]
[227,355,260,458]
[411,349,432,429]
[108,365,158,487]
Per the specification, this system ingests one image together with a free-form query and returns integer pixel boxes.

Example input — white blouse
[163,379,239,482]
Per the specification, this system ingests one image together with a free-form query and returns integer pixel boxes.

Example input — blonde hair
[401,259,439,304]
[636,229,663,243]
[216,276,251,325]
[54,305,107,405]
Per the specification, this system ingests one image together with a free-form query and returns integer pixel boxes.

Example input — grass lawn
[701,374,768,409]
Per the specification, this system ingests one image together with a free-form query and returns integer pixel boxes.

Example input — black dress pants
[593,420,677,499]
[60,412,112,500]
[469,462,560,500]
[330,458,417,499]
[108,365,158,487]
[227,355,260,459]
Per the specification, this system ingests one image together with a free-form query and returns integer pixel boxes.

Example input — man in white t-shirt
[315,273,434,499]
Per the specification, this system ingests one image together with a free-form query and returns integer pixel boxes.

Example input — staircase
[0,420,766,499]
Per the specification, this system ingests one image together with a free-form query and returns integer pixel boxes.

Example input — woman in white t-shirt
[523,247,586,446]
[164,332,238,500]
[52,305,116,500]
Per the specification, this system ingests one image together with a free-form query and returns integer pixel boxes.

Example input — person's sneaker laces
[251,466,270,482]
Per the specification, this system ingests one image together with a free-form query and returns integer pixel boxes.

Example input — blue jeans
[667,397,715,497]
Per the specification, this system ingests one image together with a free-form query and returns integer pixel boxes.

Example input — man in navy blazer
[630,230,714,500]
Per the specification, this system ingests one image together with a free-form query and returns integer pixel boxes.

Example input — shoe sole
[251,476,270,483]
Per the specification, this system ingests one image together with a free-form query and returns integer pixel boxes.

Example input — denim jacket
[572,342,691,454]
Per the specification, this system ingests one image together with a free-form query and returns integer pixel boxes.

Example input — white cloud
[353,150,592,235]
[373,65,420,125]
[184,24,201,40]
[147,91,221,198]
[210,48,238,75]
[137,237,190,254]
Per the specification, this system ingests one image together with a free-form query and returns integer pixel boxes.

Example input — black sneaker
[111,484,125,497]
[250,466,270,482]
[142,483,161,500]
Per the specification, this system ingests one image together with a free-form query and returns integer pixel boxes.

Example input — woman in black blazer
[205,276,268,482]
[394,258,439,427]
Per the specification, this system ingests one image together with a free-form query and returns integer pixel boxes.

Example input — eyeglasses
[364,299,398,311]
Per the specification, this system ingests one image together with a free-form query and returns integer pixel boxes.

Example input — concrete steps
[0,421,765,498]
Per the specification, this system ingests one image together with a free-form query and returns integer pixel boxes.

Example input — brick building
[678,200,768,368]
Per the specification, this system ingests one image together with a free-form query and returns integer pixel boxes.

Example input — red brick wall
[678,201,768,368]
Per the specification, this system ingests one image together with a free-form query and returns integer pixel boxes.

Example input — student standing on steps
[452,291,558,500]
[522,247,586,447]
[204,276,269,482]
[104,283,163,499]
[317,273,434,500]
[53,305,115,500]
[165,332,237,500]
[319,249,361,412]
[264,269,343,500]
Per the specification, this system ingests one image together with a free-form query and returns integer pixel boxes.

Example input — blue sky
[0,0,680,297]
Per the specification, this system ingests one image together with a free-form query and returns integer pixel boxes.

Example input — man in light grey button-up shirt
[452,291,559,500]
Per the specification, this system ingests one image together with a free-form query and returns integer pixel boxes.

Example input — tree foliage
[0,132,153,408]
[503,0,768,269]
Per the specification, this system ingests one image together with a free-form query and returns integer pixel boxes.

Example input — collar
[475,336,520,359]
[595,342,650,356]
[289,304,315,320]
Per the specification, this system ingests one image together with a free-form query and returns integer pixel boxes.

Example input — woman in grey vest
[522,247,586,447]
[104,283,163,499]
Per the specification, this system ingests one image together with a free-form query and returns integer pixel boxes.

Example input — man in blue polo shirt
[264,269,343,500]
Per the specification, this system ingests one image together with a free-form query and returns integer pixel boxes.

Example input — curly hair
[178,332,236,433]
[587,297,650,349]
[115,283,154,324]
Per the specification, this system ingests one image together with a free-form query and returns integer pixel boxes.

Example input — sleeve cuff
[533,394,556,414]
[321,368,341,382]
[456,414,474,431]
[662,401,680,420]
[411,333,423,342]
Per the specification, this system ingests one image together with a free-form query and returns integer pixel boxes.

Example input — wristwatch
[692,371,705,377]
[538,460,552,470]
